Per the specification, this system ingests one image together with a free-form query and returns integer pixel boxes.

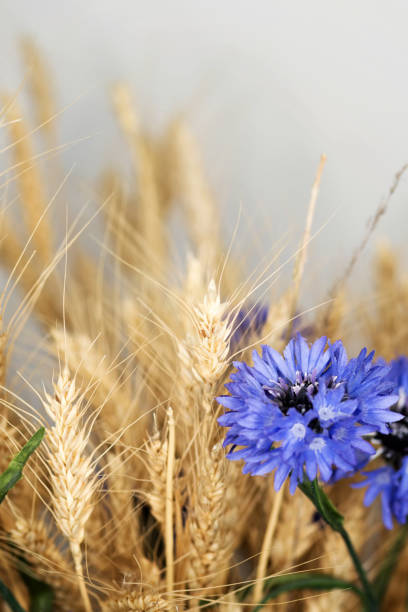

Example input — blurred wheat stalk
[0,40,406,611]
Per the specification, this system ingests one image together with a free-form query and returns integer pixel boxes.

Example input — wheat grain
[103,591,170,611]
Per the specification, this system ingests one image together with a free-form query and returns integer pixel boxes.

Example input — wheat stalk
[43,368,98,612]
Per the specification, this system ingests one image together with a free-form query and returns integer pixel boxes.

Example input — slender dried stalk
[0,312,8,393]
[288,154,326,335]
[252,484,285,605]
[165,407,175,607]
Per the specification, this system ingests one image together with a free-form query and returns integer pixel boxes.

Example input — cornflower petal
[218,334,398,493]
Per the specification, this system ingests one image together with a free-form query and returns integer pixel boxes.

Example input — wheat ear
[178,278,231,414]
[43,369,98,612]
[103,592,170,611]
[187,442,230,593]
[10,518,81,612]
[144,425,168,525]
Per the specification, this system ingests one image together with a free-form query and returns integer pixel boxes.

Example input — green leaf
[0,427,45,504]
[374,523,408,604]
[299,475,344,531]
[252,572,363,611]
[22,574,53,612]
[0,576,26,612]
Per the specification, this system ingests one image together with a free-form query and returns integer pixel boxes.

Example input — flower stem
[299,476,378,611]
[337,526,378,612]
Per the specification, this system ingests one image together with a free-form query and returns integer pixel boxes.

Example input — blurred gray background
[1,0,408,298]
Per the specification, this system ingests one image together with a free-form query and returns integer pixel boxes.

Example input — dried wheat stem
[330,162,408,301]
[0,315,7,393]
[252,484,285,605]
[70,540,92,612]
[289,154,326,332]
[165,406,175,607]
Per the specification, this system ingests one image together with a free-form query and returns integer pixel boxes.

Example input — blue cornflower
[353,458,408,529]
[217,334,400,494]
[229,303,268,351]
[353,356,408,528]
[387,356,408,410]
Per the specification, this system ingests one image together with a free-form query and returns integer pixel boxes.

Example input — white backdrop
[1,0,408,296]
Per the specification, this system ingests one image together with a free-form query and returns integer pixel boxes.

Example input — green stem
[374,523,408,603]
[338,526,378,611]
[299,476,378,611]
